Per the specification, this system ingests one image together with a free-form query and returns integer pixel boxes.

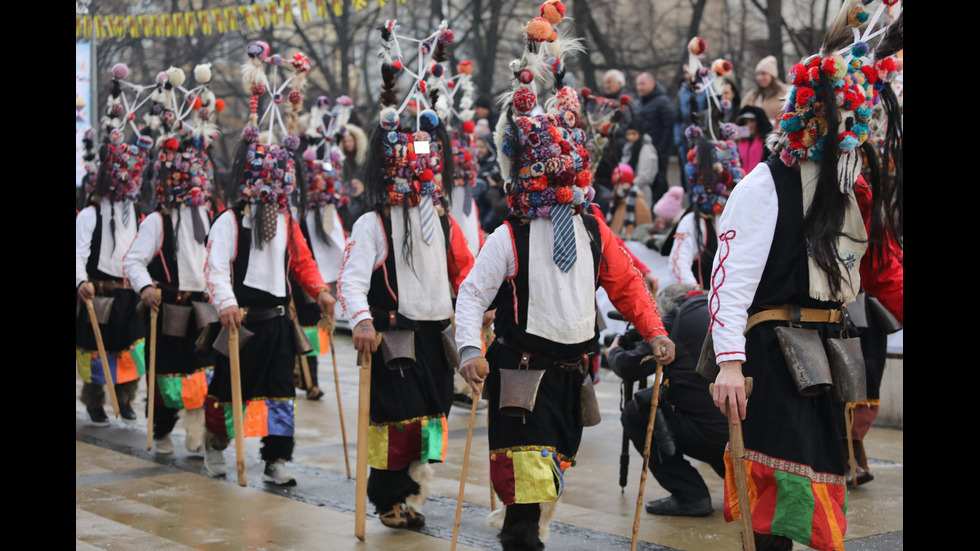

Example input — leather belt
[245,305,287,322]
[745,305,841,334]
[496,338,587,373]
[91,279,131,292]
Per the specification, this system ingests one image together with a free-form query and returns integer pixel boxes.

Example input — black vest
[751,159,838,310]
[492,211,603,358]
[146,210,178,288]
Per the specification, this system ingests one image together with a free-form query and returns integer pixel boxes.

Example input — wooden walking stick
[146,288,162,451]
[451,359,489,551]
[289,299,314,391]
[84,283,119,418]
[355,333,382,541]
[846,403,857,488]
[631,360,664,551]
[228,311,247,487]
[711,378,755,551]
[325,316,351,478]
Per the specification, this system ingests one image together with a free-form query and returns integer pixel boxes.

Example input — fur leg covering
[260,435,295,463]
[488,502,559,543]
[405,461,434,513]
[537,501,559,543]
[206,430,230,451]
[500,503,543,551]
[183,408,206,453]
[116,380,139,405]
[367,467,420,513]
[80,382,105,409]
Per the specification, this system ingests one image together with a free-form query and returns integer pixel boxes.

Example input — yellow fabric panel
[513,451,559,503]
[368,425,389,470]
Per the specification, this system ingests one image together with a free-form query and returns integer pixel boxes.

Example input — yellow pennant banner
[76,0,401,39]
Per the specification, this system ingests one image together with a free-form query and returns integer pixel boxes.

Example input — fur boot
[499,503,543,551]
[80,382,105,408]
[405,461,434,513]
[206,430,230,451]
[116,379,139,405]
[183,408,206,453]
[538,501,559,543]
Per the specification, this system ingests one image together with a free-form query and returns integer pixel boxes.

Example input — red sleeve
[589,203,650,274]
[855,178,903,325]
[287,213,329,297]
[446,214,475,294]
[595,214,666,340]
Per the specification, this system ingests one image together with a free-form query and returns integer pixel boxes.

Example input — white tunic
[75,197,138,287]
[123,207,210,293]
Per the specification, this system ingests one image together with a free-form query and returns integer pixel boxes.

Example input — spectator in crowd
[635,71,676,204]
[741,55,789,126]
[612,284,727,517]
[734,105,772,175]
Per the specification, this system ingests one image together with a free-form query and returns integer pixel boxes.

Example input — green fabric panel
[420,420,443,462]
[130,342,146,377]
[157,376,185,409]
[771,469,815,543]
[304,327,321,357]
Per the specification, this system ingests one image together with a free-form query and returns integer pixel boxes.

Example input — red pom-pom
[556,186,573,203]
[796,87,815,106]
[420,169,434,182]
[539,0,566,25]
[580,88,591,99]
[619,95,631,105]
[513,87,537,114]
[526,17,557,43]
[164,138,179,151]
[462,120,476,133]
[860,65,878,84]
[215,99,225,113]
[457,60,474,75]
[190,97,202,110]
[712,203,724,215]
[519,69,534,84]
[392,60,403,72]
[575,170,592,188]
[790,63,807,86]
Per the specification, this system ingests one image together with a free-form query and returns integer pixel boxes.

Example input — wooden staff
[290,299,314,390]
[327,328,351,478]
[355,333,382,541]
[630,361,663,551]
[846,403,857,488]
[84,283,119,418]
[229,311,247,487]
[451,359,489,551]
[711,378,756,551]
[146,288,161,451]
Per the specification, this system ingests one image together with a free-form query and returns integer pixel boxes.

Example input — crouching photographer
[608,283,728,517]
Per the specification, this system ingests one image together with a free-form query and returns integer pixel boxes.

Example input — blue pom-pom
[431,63,444,78]
[137,135,154,150]
[282,134,300,151]
[851,42,870,58]
[541,449,550,457]
[501,139,514,157]
[419,110,439,131]
[379,108,399,130]
[780,115,803,134]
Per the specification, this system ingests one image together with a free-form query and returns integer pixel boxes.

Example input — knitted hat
[754,55,779,79]
[611,164,634,185]
[653,186,684,220]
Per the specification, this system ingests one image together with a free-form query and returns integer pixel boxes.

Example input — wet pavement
[76,330,903,551]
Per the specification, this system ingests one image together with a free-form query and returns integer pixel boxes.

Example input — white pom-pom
[194,63,213,85]
[166,67,186,87]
